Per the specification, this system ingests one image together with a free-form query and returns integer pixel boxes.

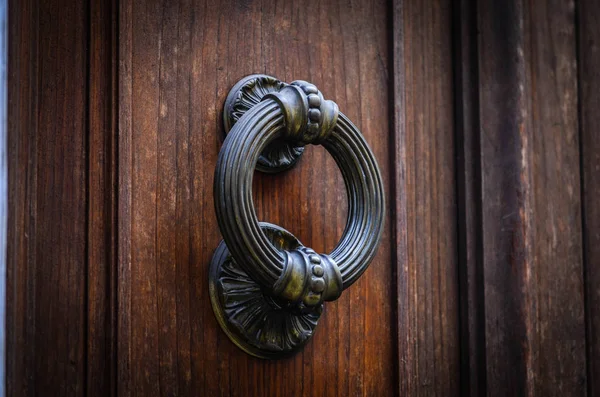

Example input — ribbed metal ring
[214,78,385,309]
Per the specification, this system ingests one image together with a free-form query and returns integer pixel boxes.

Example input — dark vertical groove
[452,0,486,395]
[385,1,399,395]
[389,0,405,394]
[452,0,469,394]
[84,2,91,397]
[87,0,119,394]
[107,0,118,393]
[104,0,118,394]
[111,0,119,394]
[451,1,466,393]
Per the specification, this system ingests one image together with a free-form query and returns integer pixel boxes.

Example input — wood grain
[7,0,119,395]
[392,0,460,395]
[7,0,598,395]
[7,1,38,393]
[7,0,88,395]
[474,0,586,395]
[578,0,600,395]
[118,0,395,395]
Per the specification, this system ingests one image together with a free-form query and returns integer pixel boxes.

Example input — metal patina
[210,74,385,359]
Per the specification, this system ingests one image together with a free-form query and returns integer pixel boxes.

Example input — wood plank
[7,0,88,395]
[118,0,395,395]
[392,0,460,395]
[117,0,133,393]
[578,0,600,395]
[476,0,586,395]
[7,1,38,393]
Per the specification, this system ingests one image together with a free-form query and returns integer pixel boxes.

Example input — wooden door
[6,0,599,396]
[117,1,403,395]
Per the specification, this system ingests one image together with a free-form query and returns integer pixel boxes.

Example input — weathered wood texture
[392,0,460,396]
[7,0,117,395]
[118,0,395,396]
[579,0,600,395]
[455,0,588,395]
[7,0,88,395]
[7,0,600,396]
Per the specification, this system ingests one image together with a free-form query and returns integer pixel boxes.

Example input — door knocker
[210,74,385,359]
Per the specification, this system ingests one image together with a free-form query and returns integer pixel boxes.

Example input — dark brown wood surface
[7,0,90,395]
[456,0,588,395]
[579,0,600,395]
[392,0,460,395]
[118,0,395,396]
[6,0,600,396]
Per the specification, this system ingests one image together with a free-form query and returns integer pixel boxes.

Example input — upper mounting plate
[223,74,305,173]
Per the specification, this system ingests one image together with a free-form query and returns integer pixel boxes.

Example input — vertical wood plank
[578,0,600,395]
[475,0,586,395]
[117,0,133,394]
[392,0,460,395]
[7,1,39,393]
[527,1,585,393]
[7,0,89,395]
[118,0,396,395]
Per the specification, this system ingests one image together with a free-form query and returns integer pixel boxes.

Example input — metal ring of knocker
[210,74,385,359]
